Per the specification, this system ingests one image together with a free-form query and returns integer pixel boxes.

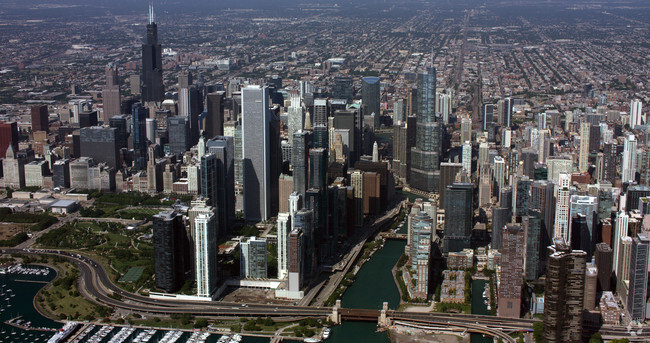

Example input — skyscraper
[102,63,121,121]
[622,134,637,183]
[524,211,542,281]
[31,105,48,133]
[292,130,309,199]
[554,172,572,241]
[194,212,218,297]
[131,103,149,170]
[240,237,268,279]
[498,224,525,318]
[579,122,590,172]
[332,76,353,103]
[409,67,440,193]
[178,71,193,117]
[242,85,276,221]
[0,122,19,159]
[362,77,381,129]
[627,233,650,321]
[79,126,119,169]
[630,99,643,128]
[287,92,304,146]
[167,116,190,156]
[205,91,225,138]
[594,242,613,291]
[206,136,236,236]
[443,183,473,253]
[277,213,291,279]
[601,142,617,184]
[482,103,494,131]
[613,211,629,275]
[153,210,191,293]
[462,141,471,175]
[141,4,164,103]
[543,237,586,343]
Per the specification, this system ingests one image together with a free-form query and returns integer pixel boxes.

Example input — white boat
[322,328,331,339]
[304,338,321,343]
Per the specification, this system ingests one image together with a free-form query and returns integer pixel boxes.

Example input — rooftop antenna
[149,2,155,24]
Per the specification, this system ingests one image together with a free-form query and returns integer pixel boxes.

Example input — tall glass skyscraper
[141,4,164,103]
[132,103,148,170]
[409,67,441,193]
[362,77,381,129]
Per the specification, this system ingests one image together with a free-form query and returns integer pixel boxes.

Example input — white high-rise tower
[554,172,572,241]
[622,134,637,183]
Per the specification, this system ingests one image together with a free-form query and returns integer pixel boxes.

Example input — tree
[533,322,543,343]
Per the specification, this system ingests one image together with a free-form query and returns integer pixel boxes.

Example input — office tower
[309,148,327,190]
[362,77,381,129]
[240,237,268,279]
[520,149,537,179]
[292,130,309,199]
[613,211,629,275]
[437,92,452,124]
[392,118,416,180]
[616,236,633,297]
[313,99,328,127]
[524,212,542,281]
[2,146,25,189]
[287,92,304,146]
[194,212,217,297]
[461,117,472,144]
[294,209,315,277]
[234,125,243,184]
[443,183,473,253]
[132,103,148,170]
[570,214,592,260]
[31,105,49,133]
[639,150,650,187]
[0,122,19,159]
[167,116,189,156]
[493,156,506,191]
[601,143,617,184]
[578,123,590,172]
[278,174,293,213]
[178,71,193,117]
[141,4,164,103]
[242,85,277,222]
[478,164,492,207]
[543,237,586,343]
[312,125,328,149]
[491,207,510,250]
[79,127,119,169]
[52,159,70,188]
[350,170,365,228]
[200,152,217,206]
[393,99,406,125]
[498,224,525,318]
[478,142,489,167]
[502,128,512,148]
[538,130,550,164]
[288,228,305,292]
[333,109,363,166]
[630,99,643,128]
[410,67,440,193]
[277,213,291,279]
[584,263,598,310]
[108,115,128,150]
[569,194,598,244]
[462,141,471,175]
[515,176,532,219]
[482,103,494,131]
[622,134,637,183]
[153,210,191,293]
[205,91,225,138]
[546,157,572,182]
[439,162,462,209]
[102,64,121,121]
[498,98,512,128]
[554,173,572,241]
[206,136,235,235]
[594,243,612,291]
[145,118,157,143]
[627,233,650,321]
[333,76,353,103]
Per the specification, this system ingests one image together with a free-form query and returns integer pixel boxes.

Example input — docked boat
[322,328,331,339]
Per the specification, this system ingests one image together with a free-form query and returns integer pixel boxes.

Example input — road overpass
[4,248,648,341]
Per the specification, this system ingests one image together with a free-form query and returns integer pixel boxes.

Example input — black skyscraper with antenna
[141,3,164,103]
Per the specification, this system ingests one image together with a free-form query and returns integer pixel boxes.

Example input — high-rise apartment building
[630,99,643,128]
[578,122,590,172]
[498,224,525,318]
[622,134,637,183]
[240,236,268,279]
[194,212,218,297]
[543,237,586,343]
[277,213,291,279]
[554,172,572,241]
[153,210,191,293]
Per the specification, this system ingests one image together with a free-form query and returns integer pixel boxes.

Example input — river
[327,239,407,343]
